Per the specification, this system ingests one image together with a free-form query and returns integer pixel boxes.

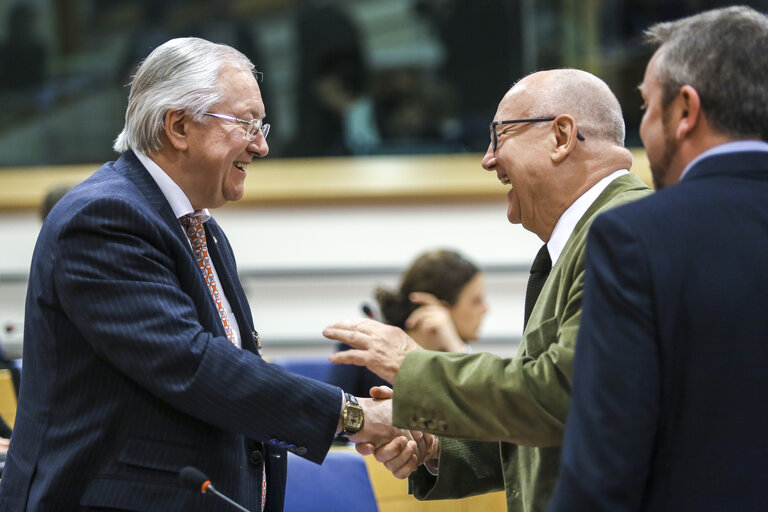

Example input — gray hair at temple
[644,6,768,141]
[113,37,256,154]
[526,69,626,146]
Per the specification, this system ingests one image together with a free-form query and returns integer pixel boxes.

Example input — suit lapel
[204,221,259,354]
[115,151,252,349]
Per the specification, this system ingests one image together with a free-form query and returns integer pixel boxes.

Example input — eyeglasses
[490,117,585,152]
[204,112,270,141]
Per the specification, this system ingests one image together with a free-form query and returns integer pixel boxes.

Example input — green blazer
[392,173,652,512]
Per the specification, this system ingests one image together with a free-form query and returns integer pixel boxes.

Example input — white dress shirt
[135,151,242,348]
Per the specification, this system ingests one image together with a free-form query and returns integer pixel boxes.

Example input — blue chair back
[283,449,378,512]
[272,357,333,383]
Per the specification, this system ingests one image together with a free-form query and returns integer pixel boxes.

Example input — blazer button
[249,450,264,465]
[294,446,307,456]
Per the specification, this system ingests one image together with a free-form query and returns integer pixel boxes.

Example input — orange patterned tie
[181,215,267,510]
[181,215,236,345]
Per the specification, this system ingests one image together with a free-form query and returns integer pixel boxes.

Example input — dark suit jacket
[549,151,768,511]
[0,151,343,512]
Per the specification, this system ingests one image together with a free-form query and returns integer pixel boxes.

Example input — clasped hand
[350,386,439,479]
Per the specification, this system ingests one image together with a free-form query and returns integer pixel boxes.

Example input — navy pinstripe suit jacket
[0,151,343,511]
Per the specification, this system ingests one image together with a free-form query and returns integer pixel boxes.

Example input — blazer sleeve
[53,198,342,463]
[409,438,505,500]
[391,271,582,446]
[548,211,660,511]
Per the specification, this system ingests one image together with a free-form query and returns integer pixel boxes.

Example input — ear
[674,85,702,140]
[163,109,190,151]
[551,114,578,163]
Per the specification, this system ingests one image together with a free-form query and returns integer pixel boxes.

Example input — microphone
[179,466,253,512]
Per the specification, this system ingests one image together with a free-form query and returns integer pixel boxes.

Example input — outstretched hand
[324,319,420,384]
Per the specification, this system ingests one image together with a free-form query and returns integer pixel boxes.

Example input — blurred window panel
[1,0,767,167]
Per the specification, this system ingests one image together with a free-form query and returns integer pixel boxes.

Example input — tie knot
[180,214,202,229]
[531,244,552,274]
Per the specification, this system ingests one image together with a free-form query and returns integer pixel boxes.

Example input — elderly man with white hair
[0,37,403,512]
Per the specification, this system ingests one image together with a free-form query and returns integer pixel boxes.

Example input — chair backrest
[284,448,378,512]
[272,357,334,384]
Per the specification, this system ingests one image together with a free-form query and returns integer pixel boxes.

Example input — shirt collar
[134,151,211,222]
[548,169,629,265]
[680,140,768,181]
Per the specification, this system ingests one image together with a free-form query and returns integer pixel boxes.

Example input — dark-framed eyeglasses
[204,112,270,141]
[490,117,585,152]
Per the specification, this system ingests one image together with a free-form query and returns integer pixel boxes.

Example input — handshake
[342,386,439,479]
[324,317,451,478]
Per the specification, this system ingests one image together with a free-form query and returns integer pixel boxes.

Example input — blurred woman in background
[329,249,489,396]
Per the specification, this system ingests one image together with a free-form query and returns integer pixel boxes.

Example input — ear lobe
[551,115,578,163]
[164,109,189,151]
[675,86,700,139]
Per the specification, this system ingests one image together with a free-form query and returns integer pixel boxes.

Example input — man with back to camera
[322,68,652,511]
[548,6,768,511]
[0,37,417,511]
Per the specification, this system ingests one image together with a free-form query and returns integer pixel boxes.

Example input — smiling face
[447,272,488,342]
[183,65,269,210]
[481,78,554,228]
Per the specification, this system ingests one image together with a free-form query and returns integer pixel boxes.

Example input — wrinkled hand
[355,386,440,479]
[346,394,402,449]
[324,319,420,384]
[406,292,464,352]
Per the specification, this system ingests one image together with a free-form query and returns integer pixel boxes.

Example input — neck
[679,132,754,172]
[147,148,199,208]
[531,144,632,242]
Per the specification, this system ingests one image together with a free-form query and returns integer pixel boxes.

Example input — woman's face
[448,273,489,342]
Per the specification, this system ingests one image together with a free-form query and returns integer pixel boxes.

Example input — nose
[481,142,496,170]
[248,133,269,158]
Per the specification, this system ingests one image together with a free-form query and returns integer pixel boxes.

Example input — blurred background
[1,0,764,360]
[2,0,767,165]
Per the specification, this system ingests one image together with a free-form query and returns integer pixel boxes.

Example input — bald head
[511,69,626,146]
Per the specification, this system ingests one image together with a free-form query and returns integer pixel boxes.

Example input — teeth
[500,176,511,185]
[234,162,249,171]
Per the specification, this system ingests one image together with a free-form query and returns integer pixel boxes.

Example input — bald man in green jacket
[324,69,651,512]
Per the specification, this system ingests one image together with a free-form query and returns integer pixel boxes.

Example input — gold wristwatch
[342,393,364,435]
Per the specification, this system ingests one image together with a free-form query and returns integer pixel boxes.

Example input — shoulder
[599,173,653,211]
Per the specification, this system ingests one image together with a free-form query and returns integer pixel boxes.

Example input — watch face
[344,404,364,433]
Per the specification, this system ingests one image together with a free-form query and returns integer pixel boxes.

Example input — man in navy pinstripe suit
[0,37,408,511]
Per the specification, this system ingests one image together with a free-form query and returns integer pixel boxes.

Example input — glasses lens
[246,120,269,141]
[490,124,497,152]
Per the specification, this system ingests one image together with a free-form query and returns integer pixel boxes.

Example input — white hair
[527,69,626,146]
[113,37,255,154]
